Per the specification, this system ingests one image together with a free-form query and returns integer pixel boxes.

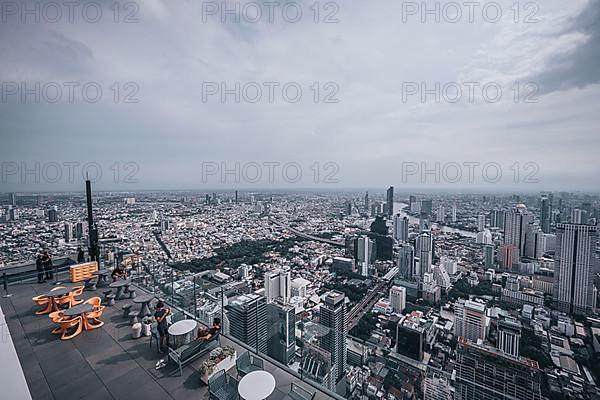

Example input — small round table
[92,269,111,286]
[168,319,197,348]
[63,303,94,317]
[133,294,155,318]
[109,279,131,300]
[39,287,72,313]
[238,370,276,400]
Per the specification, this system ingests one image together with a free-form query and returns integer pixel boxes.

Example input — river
[394,202,476,238]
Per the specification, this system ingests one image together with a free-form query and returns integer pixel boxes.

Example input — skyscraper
[63,223,73,242]
[389,286,406,313]
[540,193,552,233]
[437,205,445,223]
[228,293,268,353]
[484,244,495,268]
[504,204,532,259]
[393,215,409,242]
[397,243,415,280]
[266,301,296,365]
[386,186,394,217]
[364,191,369,211]
[320,291,346,383]
[416,232,433,276]
[48,208,58,223]
[477,214,485,232]
[452,203,457,223]
[553,223,598,315]
[420,199,433,216]
[455,338,543,400]
[264,270,291,304]
[357,236,374,276]
[497,316,521,358]
[454,299,487,343]
[8,192,16,206]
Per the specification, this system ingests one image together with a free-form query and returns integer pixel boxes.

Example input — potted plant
[199,346,237,384]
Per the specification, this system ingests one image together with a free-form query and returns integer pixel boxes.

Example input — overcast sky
[1,0,599,192]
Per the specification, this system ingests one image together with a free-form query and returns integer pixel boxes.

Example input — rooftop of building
[0,280,336,400]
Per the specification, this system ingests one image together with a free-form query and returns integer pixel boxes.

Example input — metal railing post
[2,272,11,298]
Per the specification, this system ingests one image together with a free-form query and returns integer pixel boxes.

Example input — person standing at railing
[77,247,85,263]
[36,254,44,284]
[42,251,53,281]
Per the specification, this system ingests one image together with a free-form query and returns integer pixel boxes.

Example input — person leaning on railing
[154,301,171,354]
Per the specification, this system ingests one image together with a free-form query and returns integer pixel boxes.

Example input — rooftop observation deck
[0,280,336,400]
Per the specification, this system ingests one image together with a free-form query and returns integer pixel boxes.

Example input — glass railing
[128,262,347,400]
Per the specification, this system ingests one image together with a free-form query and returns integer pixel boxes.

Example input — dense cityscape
[2,187,599,399]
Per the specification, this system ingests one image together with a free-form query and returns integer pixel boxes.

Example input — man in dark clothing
[77,247,85,263]
[36,254,44,283]
[154,301,171,353]
[42,251,53,280]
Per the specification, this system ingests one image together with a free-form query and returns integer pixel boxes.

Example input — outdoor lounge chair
[236,351,264,378]
[208,369,239,400]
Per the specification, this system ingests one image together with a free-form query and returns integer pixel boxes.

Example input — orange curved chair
[49,311,66,334]
[85,306,105,329]
[69,286,85,306]
[84,297,102,310]
[33,295,52,315]
[59,316,83,340]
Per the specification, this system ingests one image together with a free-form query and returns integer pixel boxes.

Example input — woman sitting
[195,318,221,342]
[111,264,128,281]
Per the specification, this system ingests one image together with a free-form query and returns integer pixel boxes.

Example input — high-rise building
[264,270,291,304]
[553,223,599,315]
[452,204,457,222]
[266,301,296,365]
[397,243,415,280]
[48,208,58,223]
[75,221,86,240]
[389,286,406,313]
[499,244,518,269]
[386,186,394,217]
[228,293,268,353]
[393,215,409,242]
[396,311,428,361]
[416,232,433,276]
[364,191,369,211]
[571,208,584,224]
[331,257,354,275]
[455,338,543,400]
[540,193,552,233]
[477,214,485,232]
[424,371,455,400]
[8,192,16,206]
[63,223,73,242]
[320,291,347,383]
[504,204,532,259]
[235,190,238,203]
[484,244,495,268]
[454,299,487,343]
[420,199,433,216]
[497,316,521,358]
[436,205,445,223]
[357,236,374,276]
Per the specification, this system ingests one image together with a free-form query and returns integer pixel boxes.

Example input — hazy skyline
[2,0,600,191]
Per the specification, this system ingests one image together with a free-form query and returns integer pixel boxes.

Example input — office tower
[64,223,73,242]
[386,186,394,216]
[228,293,268,353]
[476,229,492,245]
[409,195,417,212]
[264,270,291,304]
[393,215,409,242]
[357,236,374,276]
[320,291,347,382]
[266,301,296,365]
[452,203,457,223]
[497,316,521,357]
[396,311,427,361]
[484,244,495,268]
[553,223,599,315]
[477,214,485,231]
[48,208,58,223]
[419,215,430,233]
[8,192,16,206]
[389,286,406,313]
[436,205,445,223]
[455,338,543,400]
[540,194,552,233]
[504,204,532,258]
[499,244,518,269]
[345,201,352,216]
[75,221,85,240]
[331,257,354,274]
[454,299,487,343]
[420,199,433,216]
[364,191,369,211]
[7,206,18,221]
[571,208,583,224]
[235,190,238,203]
[397,243,415,280]
[416,232,433,276]
[424,372,455,400]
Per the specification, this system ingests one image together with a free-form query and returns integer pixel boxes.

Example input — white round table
[238,370,276,400]
[168,319,197,347]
